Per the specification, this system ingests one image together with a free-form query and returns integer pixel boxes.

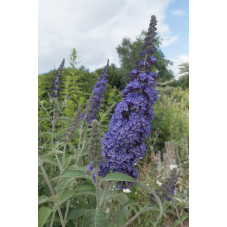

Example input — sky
[38,0,189,78]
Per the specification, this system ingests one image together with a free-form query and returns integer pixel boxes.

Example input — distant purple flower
[81,59,109,124]
[149,168,180,203]
[93,15,159,189]
[52,59,65,98]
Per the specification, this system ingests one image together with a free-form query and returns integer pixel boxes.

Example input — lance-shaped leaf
[115,209,129,227]
[106,192,129,205]
[59,190,75,204]
[101,172,137,183]
[67,208,89,221]
[38,195,56,205]
[38,206,52,227]
[52,169,87,181]
[83,209,107,227]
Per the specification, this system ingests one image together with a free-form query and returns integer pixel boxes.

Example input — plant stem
[103,200,107,210]
[99,181,112,208]
[61,142,67,174]
[75,122,83,164]
[64,199,70,224]
[49,207,56,227]
[184,134,189,159]
[173,200,183,227]
[121,205,148,227]
[51,106,56,151]
[55,154,61,169]
[38,157,65,227]
[95,167,100,208]
[40,103,52,121]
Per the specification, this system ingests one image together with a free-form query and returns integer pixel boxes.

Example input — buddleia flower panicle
[61,105,82,142]
[81,59,109,124]
[93,15,158,189]
[52,59,65,98]
[149,168,180,203]
[87,119,104,168]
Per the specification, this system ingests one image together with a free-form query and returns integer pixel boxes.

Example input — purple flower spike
[81,59,109,124]
[149,168,180,203]
[91,15,159,189]
[52,59,65,98]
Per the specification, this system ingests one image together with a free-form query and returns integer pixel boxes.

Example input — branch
[121,205,148,227]
[38,157,65,227]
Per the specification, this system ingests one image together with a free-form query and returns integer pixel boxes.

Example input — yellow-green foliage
[152,87,189,148]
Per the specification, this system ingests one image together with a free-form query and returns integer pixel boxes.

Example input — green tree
[177,62,189,89]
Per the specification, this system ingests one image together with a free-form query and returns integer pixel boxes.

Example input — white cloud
[168,54,189,79]
[161,36,178,47]
[171,9,186,16]
[39,0,176,73]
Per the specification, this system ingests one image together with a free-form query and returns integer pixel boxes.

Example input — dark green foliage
[95,63,123,90]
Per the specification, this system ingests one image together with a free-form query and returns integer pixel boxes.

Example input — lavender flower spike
[81,59,109,124]
[96,15,159,189]
[52,59,65,98]
[149,168,180,203]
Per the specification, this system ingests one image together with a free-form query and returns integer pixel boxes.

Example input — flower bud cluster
[93,15,159,189]
[52,59,65,98]
[87,119,104,168]
[81,60,109,124]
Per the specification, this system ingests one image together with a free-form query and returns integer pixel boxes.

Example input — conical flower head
[52,59,65,98]
[96,15,158,189]
[81,59,109,124]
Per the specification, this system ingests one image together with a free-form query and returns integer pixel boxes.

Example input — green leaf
[59,190,75,204]
[122,200,138,214]
[57,116,72,122]
[122,200,137,208]
[38,196,49,205]
[38,206,52,227]
[107,193,128,205]
[146,206,160,212]
[67,208,89,221]
[83,209,108,227]
[172,213,189,227]
[38,195,57,205]
[74,189,96,197]
[56,177,75,195]
[101,172,137,183]
[115,209,129,227]
[42,157,59,166]
[52,169,87,181]
[75,183,95,191]
[40,150,63,159]
[74,184,96,197]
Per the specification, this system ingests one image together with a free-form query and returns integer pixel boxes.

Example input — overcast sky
[39,0,189,78]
